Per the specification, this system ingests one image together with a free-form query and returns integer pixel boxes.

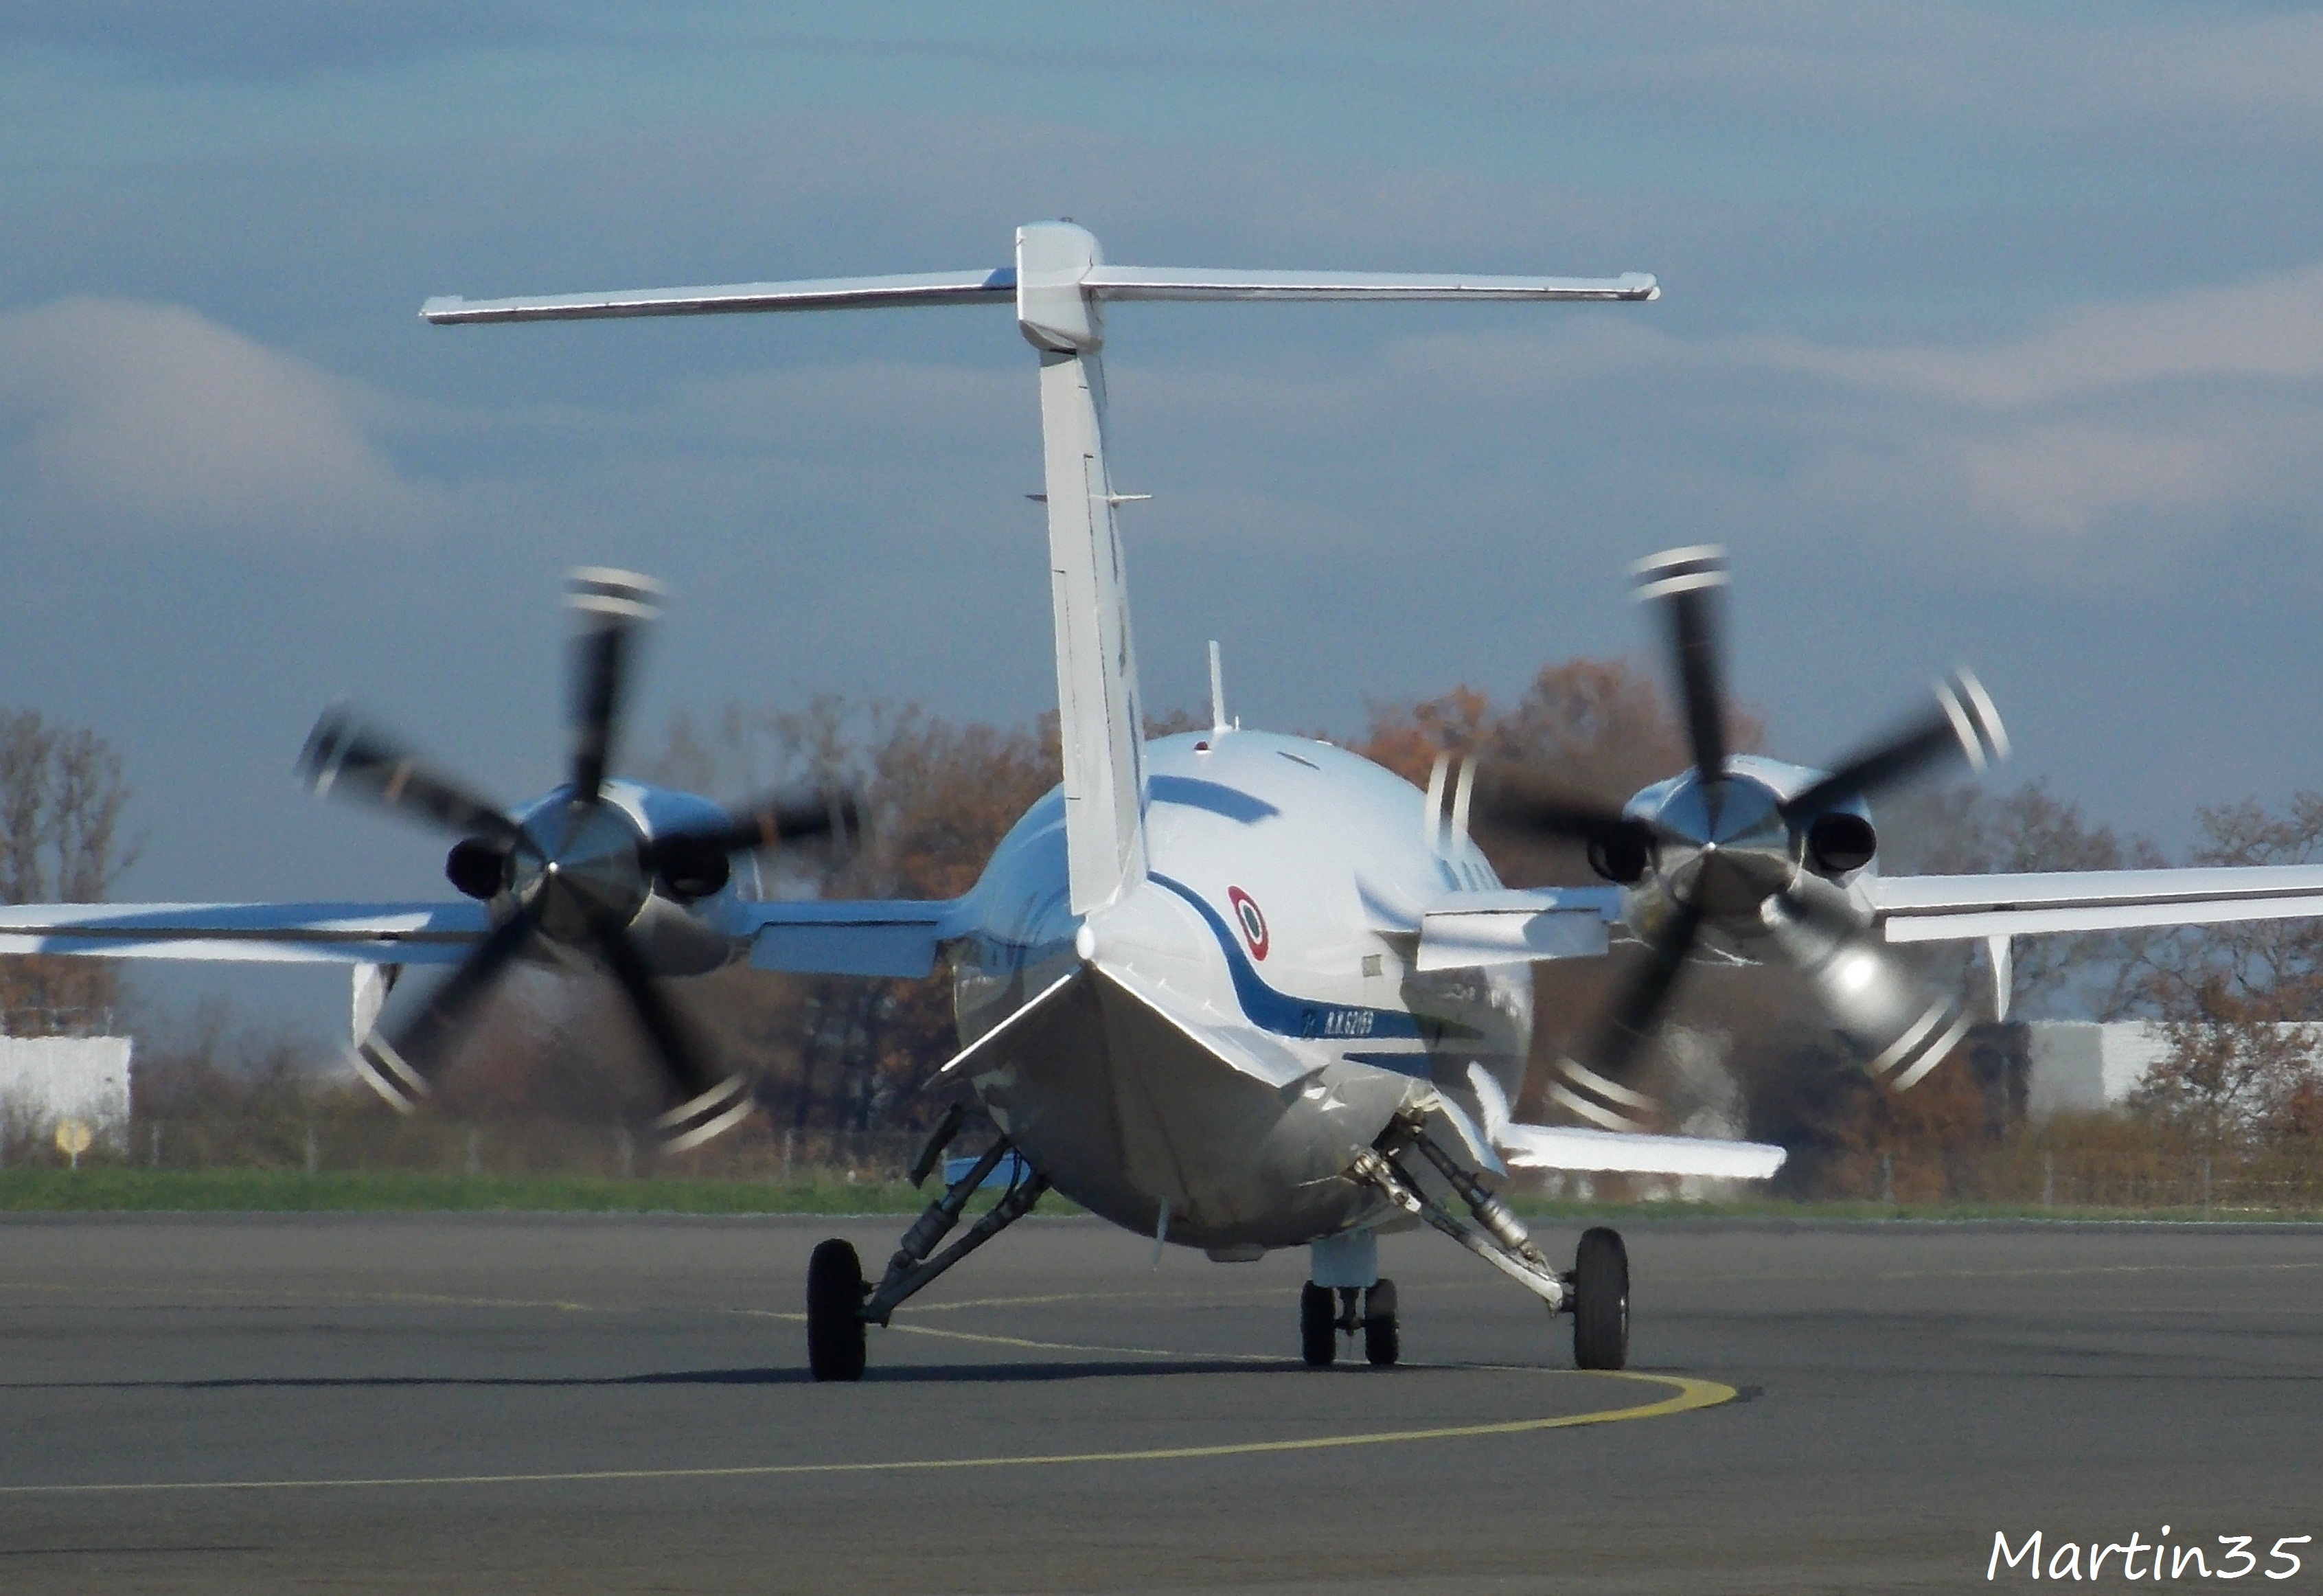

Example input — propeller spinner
[1480,546,2007,1130]
[299,569,858,1151]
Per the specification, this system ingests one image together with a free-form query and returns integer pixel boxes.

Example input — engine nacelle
[1805,812,1877,876]
[650,836,733,902]
[1586,825,1654,887]
[444,837,511,900]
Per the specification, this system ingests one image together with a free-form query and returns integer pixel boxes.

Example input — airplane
[10,222,2323,1384]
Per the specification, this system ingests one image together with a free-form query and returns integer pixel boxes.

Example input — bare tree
[615,697,1060,1131]
[0,707,138,1033]
[1877,778,2166,1021]
[2125,794,2323,1149]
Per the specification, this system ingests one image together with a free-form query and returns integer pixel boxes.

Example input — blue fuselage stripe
[1149,874,1428,1048]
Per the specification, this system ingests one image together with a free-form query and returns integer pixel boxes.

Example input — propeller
[300,567,857,1150]
[1477,545,2006,1130]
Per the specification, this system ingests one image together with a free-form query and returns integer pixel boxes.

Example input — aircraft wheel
[1362,1278,1399,1367]
[807,1238,868,1382]
[1572,1226,1629,1371]
[1300,1281,1337,1367]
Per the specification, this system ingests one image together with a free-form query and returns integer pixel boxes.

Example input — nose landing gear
[1299,1279,1400,1367]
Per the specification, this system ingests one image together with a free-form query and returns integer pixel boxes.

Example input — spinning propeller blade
[1778,669,2008,821]
[592,915,755,1152]
[1472,777,1638,847]
[565,568,663,808]
[354,902,542,1112]
[299,708,521,847]
[323,567,802,1149]
[1489,547,2009,1129]
[1763,878,1971,1093]
[1548,897,1704,1130]
[660,786,863,860]
[1632,546,1730,798]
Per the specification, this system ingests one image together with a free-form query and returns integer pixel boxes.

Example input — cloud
[1492,1,2323,136]
[1029,258,2323,567]
[1747,264,2323,408]
[0,297,424,541]
[1713,266,2323,536]
[0,1,571,78]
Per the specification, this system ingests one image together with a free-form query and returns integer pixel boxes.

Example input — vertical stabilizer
[1020,223,1149,913]
[420,224,1660,922]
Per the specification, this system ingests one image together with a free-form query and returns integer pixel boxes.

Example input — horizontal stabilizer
[422,270,1015,324]
[740,898,959,978]
[422,264,1659,327]
[1417,887,1621,971]
[1082,266,1659,302]
[1869,866,2323,942]
[0,902,487,964]
[1469,1065,1785,1181]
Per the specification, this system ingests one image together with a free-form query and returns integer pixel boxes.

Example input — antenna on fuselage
[422,227,1658,915]
[1208,641,1228,736]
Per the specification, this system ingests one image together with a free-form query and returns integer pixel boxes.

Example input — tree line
[3,672,2320,1189]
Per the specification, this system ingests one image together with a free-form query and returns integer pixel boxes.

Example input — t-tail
[423,223,1659,913]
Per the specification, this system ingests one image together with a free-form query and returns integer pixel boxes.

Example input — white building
[2022,1021,2313,1118]
[0,1034,134,1148]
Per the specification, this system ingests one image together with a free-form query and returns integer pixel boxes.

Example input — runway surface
[3,1211,2319,1594]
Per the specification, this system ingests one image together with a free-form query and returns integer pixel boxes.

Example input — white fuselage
[947,730,1531,1253]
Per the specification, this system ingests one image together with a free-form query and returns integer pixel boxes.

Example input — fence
[1803,1137,2323,1213]
[1,1104,928,1186]
[8,1091,2322,1215]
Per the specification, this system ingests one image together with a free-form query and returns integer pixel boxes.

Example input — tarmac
[2,1209,2319,1593]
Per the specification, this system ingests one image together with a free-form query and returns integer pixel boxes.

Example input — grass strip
[0,1168,955,1216]
[1501,1194,2323,1224]
[0,1169,2315,1222]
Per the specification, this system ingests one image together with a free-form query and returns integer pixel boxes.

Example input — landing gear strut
[1350,1107,1631,1370]
[806,1121,1048,1382]
[1299,1279,1399,1368]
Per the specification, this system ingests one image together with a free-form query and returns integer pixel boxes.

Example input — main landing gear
[1300,1279,1400,1367]
[807,1110,1049,1382]
[1570,1225,1630,1373]
[1349,1108,1631,1371]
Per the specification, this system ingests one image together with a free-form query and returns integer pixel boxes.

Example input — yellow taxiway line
[0,1369,1734,1497]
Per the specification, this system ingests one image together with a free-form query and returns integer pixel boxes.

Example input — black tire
[1362,1278,1399,1367]
[1300,1281,1337,1367]
[1572,1226,1629,1371]
[807,1238,867,1382]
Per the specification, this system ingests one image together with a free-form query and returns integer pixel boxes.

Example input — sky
[5,2,2323,1036]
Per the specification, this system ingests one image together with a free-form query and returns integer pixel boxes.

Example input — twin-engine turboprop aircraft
[10,223,2323,1380]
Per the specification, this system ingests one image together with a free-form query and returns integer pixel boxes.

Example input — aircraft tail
[1022,225,1149,913]
[422,223,1659,917]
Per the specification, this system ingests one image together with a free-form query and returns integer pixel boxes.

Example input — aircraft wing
[1414,887,1622,972]
[1866,867,2323,943]
[0,895,967,978]
[735,898,961,979]
[1467,1065,1786,1180]
[0,902,488,964]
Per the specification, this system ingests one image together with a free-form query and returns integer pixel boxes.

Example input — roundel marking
[1226,886,1269,961]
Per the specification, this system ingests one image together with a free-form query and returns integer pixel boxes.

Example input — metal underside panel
[959,970,1410,1251]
